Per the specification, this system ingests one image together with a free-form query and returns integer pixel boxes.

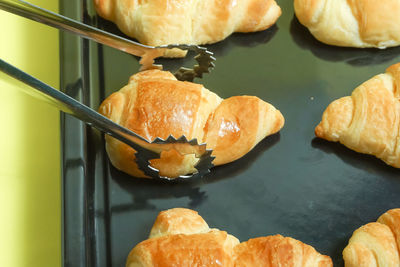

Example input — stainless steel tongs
[0,0,217,180]
[0,59,215,180]
[0,0,216,81]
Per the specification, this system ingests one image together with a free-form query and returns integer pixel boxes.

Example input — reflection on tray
[290,16,400,66]
[111,171,207,211]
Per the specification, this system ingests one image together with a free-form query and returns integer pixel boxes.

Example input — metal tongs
[0,0,217,180]
[0,59,215,180]
[0,0,215,81]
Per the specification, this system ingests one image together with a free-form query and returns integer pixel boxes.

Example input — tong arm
[0,0,165,70]
[0,58,158,156]
[0,59,212,179]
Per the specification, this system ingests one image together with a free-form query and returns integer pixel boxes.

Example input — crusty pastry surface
[315,63,400,168]
[343,208,400,267]
[294,0,400,48]
[94,0,281,57]
[234,235,333,267]
[99,69,284,178]
[126,208,333,267]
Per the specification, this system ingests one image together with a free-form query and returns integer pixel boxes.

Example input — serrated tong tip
[135,134,215,181]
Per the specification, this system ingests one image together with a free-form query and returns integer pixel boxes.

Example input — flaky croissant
[343,208,400,267]
[99,70,284,178]
[294,0,400,48]
[126,208,333,267]
[315,63,400,168]
[94,0,281,57]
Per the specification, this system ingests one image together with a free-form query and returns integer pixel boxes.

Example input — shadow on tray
[110,133,281,212]
[95,15,278,71]
[312,138,400,178]
[205,25,278,57]
[204,133,280,182]
[290,16,400,66]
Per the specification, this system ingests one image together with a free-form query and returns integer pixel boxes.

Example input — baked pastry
[234,235,333,266]
[294,0,400,48]
[343,208,400,266]
[126,208,333,266]
[99,69,284,178]
[315,63,400,168]
[94,0,282,57]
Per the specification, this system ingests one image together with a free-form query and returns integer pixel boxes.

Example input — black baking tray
[60,1,400,266]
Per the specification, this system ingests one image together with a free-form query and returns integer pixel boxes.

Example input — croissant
[93,0,282,57]
[294,0,400,48]
[126,208,333,267]
[99,69,284,178]
[343,208,400,267]
[315,63,400,168]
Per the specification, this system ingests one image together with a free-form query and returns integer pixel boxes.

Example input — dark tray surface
[61,1,400,267]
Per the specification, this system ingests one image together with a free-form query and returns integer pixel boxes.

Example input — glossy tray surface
[60,1,400,266]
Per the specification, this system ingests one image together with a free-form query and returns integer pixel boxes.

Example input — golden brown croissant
[126,208,333,267]
[94,0,282,57]
[343,208,400,267]
[315,63,400,168]
[99,69,284,178]
[234,235,333,266]
[294,0,400,48]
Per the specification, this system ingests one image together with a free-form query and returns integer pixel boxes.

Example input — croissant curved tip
[94,0,113,19]
[294,0,324,26]
[314,123,324,138]
[273,110,285,134]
